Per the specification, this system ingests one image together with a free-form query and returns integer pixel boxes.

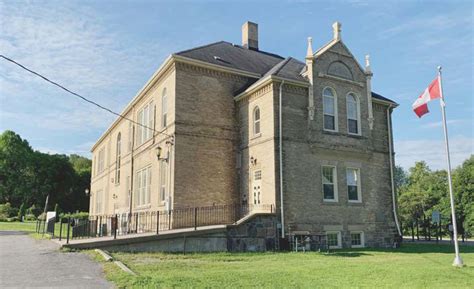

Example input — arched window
[115,133,121,184]
[253,106,261,135]
[346,93,360,134]
[162,88,167,128]
[323,87,337,131]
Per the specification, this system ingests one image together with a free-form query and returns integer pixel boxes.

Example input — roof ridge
[273,57,292,76]
[232,44,285,59]
[175,41,227,55]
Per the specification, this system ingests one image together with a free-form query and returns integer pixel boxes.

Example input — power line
[0,54,172,138]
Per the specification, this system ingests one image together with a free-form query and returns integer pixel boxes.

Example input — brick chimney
[242,21,258,50]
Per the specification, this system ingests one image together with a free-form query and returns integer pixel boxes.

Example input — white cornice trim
[234,75,309,101]
[373,98,399,107]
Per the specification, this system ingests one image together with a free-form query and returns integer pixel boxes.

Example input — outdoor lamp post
[85,188,90,197]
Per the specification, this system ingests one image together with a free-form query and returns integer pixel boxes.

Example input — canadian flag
[412,77,442,117]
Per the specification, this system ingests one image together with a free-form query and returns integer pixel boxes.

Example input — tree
[0,130,35,207]
[0,130,92,214]
[452,155,474,237]
[394,165,407,191]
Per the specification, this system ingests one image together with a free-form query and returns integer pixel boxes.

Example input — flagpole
[437,66,463,267]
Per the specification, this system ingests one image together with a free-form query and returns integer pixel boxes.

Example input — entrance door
[253,170,262,205]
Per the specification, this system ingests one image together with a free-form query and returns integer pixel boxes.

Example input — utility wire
[0,54,172,138]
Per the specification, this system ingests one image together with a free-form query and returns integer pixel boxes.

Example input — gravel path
[0,231,113,288]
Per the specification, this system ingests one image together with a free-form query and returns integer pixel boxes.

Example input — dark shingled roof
[175,41,395,103]
[176,41,284,76]
[263,57,307,82]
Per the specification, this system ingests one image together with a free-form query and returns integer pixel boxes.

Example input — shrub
[27,205,43,217]
[60,211,89,220]
[0,203,16,219]
[24,214,37,221]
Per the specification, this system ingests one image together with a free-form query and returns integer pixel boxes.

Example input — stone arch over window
[346,92,361,135]
[253,106,261,136]
[115,132,121,184]
[328,61,353,80]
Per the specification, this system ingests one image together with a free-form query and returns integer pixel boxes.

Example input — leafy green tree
[0,131,35,207]
[452,155,474,237]
[0,130,92,214]
[394,165,407,191]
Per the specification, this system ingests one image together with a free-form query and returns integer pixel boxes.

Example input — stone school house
[89,21,401,250]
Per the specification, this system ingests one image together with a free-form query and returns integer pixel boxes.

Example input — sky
[0,0,472,171]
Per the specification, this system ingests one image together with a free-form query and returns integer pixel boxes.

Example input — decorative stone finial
[365,54,371,73]
[306,37,313,58]
[332,22,341,40]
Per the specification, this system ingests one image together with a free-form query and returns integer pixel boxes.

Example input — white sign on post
[46,211,56,222]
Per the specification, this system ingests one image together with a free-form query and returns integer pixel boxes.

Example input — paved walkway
[0,231,113,288]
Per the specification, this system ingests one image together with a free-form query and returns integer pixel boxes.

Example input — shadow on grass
[345,243,474,255]
[323,252,372,257]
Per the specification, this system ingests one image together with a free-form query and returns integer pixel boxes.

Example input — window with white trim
[135,166,151,206]
[323,87,337,131]
[350,231,365,248]
[98,147,105,173]
[326,231,342,249]
[322,166,338,201]
[137,102,154,146]
[160,161,167,202]
[253,106,261,136]
[115,133,121,184]
[128,122,132,152]
[346,93,360,135]
[162,88,167,128]
[347,168,361,202]
[93,156,97,177]
[95,190,103,214]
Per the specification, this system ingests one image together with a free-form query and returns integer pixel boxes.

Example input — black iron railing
[59,203,274,243]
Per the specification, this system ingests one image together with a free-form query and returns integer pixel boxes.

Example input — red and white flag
[412,77,441,117]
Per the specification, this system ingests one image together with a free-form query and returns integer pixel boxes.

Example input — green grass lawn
[96,244,474,289]
[0,221,37,232]
[0,221,71,239]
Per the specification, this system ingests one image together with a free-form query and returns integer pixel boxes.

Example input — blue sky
[0,0,472,170]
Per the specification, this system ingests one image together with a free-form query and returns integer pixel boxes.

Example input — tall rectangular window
[162,93,167,128]
[160,161,167,202]
[135,166,152,206]
[322,166,337,201]
[128,122,132,152]
[346,93,360,135]
[93,156,97,177]
[98,148,105,173]
[95,190,103,214]
[323,87,337,131]
[347,168,361,202]
[137,102,153,146]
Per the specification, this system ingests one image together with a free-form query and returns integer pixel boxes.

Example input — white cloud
[395,136,473,170]
[421,119,466,129]
[0,1,170,133]
[378,14,469,39]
